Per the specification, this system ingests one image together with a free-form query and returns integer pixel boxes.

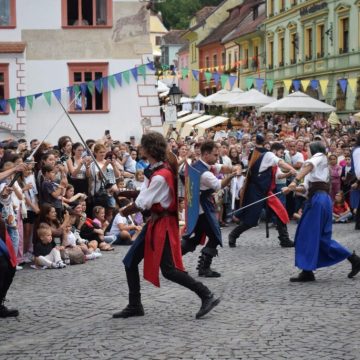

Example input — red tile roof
[0,42,26,53]
[161,30,188,45]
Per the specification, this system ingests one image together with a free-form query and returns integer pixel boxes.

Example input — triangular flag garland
[292,79,301,92]
[0,62,155,112]
[204,72,212,84]
[246,78,253,90]
[266,79,274,93]
[338,79,348,94]
[213,72,220,87]
[220,74,229,89]
[319,79,329,96]
[229,75,237,90]
[301,79,310,91]
[255,78,265,92]
[283,80,292,92]
[348,78,357,93]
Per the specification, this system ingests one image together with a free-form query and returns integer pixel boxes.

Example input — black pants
[125,235,210,302]
[183,214,219,251]
[356,199,360,229]
[0,255,16,302]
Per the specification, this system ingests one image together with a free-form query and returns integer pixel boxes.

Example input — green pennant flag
[181,68,189,79]
[246,77,254,90]
[87,81,95,96]
[108,75,116,88]
[204,71,212,84]
[73,84,81,96]
[27,95,34,109]
[43,91,52,105]
[123,70,130,84]
[8,98,16,113]
[266,79,274,93]
[220,74,229,89]
[138,65,146,80]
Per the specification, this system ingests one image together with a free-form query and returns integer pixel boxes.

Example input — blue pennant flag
[213,72,220,86]
[80,83,87,95]
[18,96,26,110]
[310,79,319,90]
[34,93,43,99]
[52,89,61,102]
[192,70,199,81]
[146,62,155,71]
[338,79,347,94]
[131,67,138,82]
[185,163,201,235]
[255,78,265,92]
[102,77,108,89]
[292,79,301,91]
[67,86,74,97]
[94,79,103,93]
[229,75,237,90]
[0,99,7,112]
[114,73,122,87]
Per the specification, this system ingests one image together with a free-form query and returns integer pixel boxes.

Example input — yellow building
[150,11,168,58]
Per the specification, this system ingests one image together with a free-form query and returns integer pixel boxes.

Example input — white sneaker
[94,248,101,253]
[94,251,102,258]
[55,261,66,269]
[85,253,97,261]
[16,265,23,270]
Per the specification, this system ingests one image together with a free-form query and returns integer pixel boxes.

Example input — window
[155,36,162,46]
[62,0,112,27]
[279,37,284,66]
[0,64,9,114]
[0,0,16,27]
[268,40,274,68]
[205,56,210,69]
[339,17,349,53]
[228,53,232,69]
[268,0,274,16]
[316,24,325,58]
[234,52,238,66]
[68,63,109,113]
[243,47,249,69]
[336,82,346,111]
[290,33,297,64]
[221,52,226,67]
[279,0,285,12]
[213,54,218,68]
[305,27,313,60]
[253,6,258,20]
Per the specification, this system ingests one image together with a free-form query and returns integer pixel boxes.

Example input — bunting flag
[292,79,301,91]
[102,77,108,90]
[43,91,52,105]
[18,96,26,110]
[301,79,310,91]
[123,70,130,84]
[204,71,212,84]
[338,79,347,94]
[87,81,95,96]
[108,75,116,89]
[319,79,329,96]
[80,83,87,95]
[229,75,237,90]
[246,77,253,90]
[220,74,229,89]
[348,78,357,93]
[138,64,146,80]
[114,73,122,87]
[213,72,220,86]
[283,80,292,92]
[73,84,80,96]
[310,79,319,90]
[94,79,103,93]
[130,67,138,82]
[266,79,274,93]
[255,78,265,92]
[192,70,199,81]
[0,99,6,112]
[53,89,62,102]
[26,95,34,109]
[147,62,155,71]
[8,98,16,113]
[181,68,189,79]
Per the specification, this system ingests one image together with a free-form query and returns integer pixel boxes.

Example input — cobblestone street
[1,223,360,360]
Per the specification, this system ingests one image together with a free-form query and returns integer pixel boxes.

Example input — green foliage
[155,0,224,30]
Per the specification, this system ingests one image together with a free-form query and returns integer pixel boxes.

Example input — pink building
[177,43,190,96]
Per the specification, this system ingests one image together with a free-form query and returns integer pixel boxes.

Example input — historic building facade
[264,0,360,113]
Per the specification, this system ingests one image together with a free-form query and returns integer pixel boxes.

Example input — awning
[177,110,191,118]
[175,113,203,130]
[181,115,214,137]
[195,116,229,136]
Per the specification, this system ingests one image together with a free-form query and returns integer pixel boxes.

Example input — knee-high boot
[228,222,251,247]
[197,248,221,278]
[276,221,294,248]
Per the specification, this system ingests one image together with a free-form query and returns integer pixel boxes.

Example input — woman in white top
[286,141,360,282]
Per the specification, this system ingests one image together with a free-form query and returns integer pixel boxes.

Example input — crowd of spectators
[1,110,360,271]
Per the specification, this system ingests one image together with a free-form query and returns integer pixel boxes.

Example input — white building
[0,0,162,143]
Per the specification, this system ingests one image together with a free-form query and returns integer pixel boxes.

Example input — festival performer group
[1,111,360,320]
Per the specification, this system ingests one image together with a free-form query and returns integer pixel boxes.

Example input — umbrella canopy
[180,96,195,104]
[175,113,202,130]
[203,89,230,105]
[228,89,276,107]
[259,91,335,113]
[157,80,169,93]
[194,93,206,103]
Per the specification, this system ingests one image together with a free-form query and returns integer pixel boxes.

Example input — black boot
[290,270,315,282]
[277,221,294,248]
[112,294,144,318]
[196,293,221,319]
[181,236,197,256]
[228,222,251,248]
[0,299,19,318]
[347,251,360,278]
[197,248,221,277]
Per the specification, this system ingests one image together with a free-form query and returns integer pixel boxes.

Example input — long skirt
[294,192,351,271]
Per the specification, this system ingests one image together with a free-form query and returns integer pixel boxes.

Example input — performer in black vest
[181,141,239,277]
[228,135,297,248]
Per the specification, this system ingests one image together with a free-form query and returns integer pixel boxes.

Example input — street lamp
[168,84,182,106]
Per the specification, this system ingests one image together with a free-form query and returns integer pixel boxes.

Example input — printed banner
[185,163,201,236]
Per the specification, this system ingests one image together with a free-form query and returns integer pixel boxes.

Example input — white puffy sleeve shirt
[303,153,329,191]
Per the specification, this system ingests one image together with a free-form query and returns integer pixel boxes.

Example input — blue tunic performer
[286,141,360,282]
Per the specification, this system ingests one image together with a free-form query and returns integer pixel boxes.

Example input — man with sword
[228,135,297,248]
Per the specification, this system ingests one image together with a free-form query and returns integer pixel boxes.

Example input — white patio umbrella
[157,80,169,93]
[260,91,336,113]
[194,93,206,103]
[180,96,195,104]
[259,91,335,113]
[228,89,276,107]
[202,89,230,105]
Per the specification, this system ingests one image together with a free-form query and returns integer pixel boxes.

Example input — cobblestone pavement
[1,223,360,360]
